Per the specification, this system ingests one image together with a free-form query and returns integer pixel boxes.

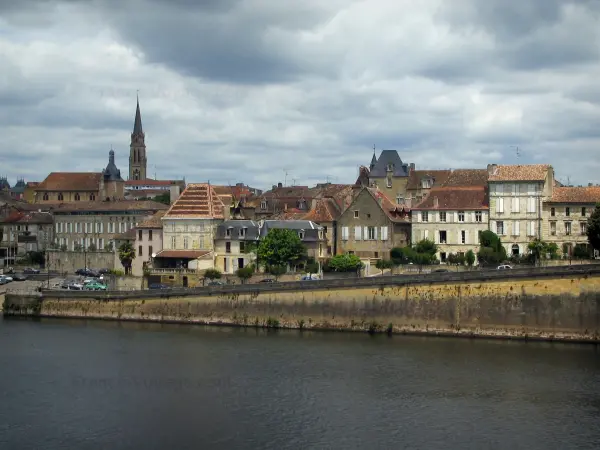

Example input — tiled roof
[52,200,168,213]
[114,228,136,240]
[125,189,169,198]
[0,211,54,224]
[366,188,411,223]
[488,164,550,182]
[164,183,225,219]
[155,250,212,259]
[125,179,182,187]
[26,182,40,187]
[303,198,339,222]
[547,187,600,204]
[407,170,452,190]
[137,211,167,228]
[413,187,489,210]
[36,172,103,191]
[442,169,488,187]
[212,185,252,199]
[269,209,307,220]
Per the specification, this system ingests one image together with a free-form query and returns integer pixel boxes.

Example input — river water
[1,318,599,450]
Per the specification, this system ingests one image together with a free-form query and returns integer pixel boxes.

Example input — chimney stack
[433,196,439,208]
[278,182,283,188]
[487,164,498,176]
[410,163,415,172]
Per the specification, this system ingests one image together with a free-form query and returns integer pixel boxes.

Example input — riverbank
[4,265,600,344]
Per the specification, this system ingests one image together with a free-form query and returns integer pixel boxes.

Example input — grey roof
[103,150,124,182]
[259,220,323,241]
[369,150,410,177]
[133,97,143,135]
[222,219,258,228]
[370,152,377,170]
[215,220,260,240]
[0,177,10,190]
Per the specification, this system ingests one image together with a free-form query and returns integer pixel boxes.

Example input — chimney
[487,164,498,176]
[433,196,439,209]
[410,163,415,172]
[278,182,283,188]
[169,185,181,204]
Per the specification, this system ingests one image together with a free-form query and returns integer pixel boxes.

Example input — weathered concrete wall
[5,267,600,342]
[47,250,115,274]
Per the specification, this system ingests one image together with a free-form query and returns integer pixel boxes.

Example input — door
[182,276,188,288]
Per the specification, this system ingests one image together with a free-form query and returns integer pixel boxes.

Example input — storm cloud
[1,0,600,188]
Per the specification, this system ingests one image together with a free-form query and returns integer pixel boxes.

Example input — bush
[235,266,254,284]
[328,254,363,272]
[204,269,222,280]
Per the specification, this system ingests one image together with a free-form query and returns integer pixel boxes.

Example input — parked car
[68,282,83,290]
[149,283,170,290]
[1,275,13,282]
[84,282,107,291]
[0,277,9,285]
[12,274,28,281]
[497,265,513,270]
[432,268,450,273]
[23,268,40,274]
[207,281,224,286]
[258,278,275,283]
[300,276,318,281]
[98,268,110,275]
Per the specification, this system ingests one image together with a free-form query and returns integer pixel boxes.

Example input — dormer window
[396,195,404,204]
[386,163,394,172]
[298,230,305,240]
[58,193,64,201]
[386,175,392,188]
[239,227,247,238]
[318,230,324,240]
[421,179,432,189]
[297,200,307,210]
[226,227,232,237]
[74,193,80,201]
[42,193,49,201]
[89,193,95,201]
[260,200,267,209]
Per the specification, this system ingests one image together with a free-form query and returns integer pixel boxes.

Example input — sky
[1,0,600,189]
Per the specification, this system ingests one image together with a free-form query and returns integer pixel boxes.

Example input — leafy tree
[375,259,393,275]
[104,242,114,252]
[204,269,222,280]
[465,250,475,268]
[235,266,254,284]
[399,240,438,271]
[477,230,507,265]
[74,243,83,252]
[153,192,171,205]
[244,241,259,270]
[88,242,97,251]
[587,204,600,252]
[26,251,45,265]
[528,239,561,265]
[118,242,136,275]
[447,253,457,265]
[257,228,307,269]
[267,264,287,280]
[328,253,363,272]
[305,258,320,276]
[573,244,591,260]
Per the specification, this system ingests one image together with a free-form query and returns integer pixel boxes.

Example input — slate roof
[164,183,225,219]
[442,169,488,187]
[547,187,600,204]
[368,150,411,177]
[137,211,167,228]
[52,200,168,213]
[215,220,260,240]
[259,220,323,241]
[36,172,103,192]
[103,150,123,182]
[133,97,143,135]
[488,164,550,182]
[407,170,452,190]
[413,187,489,210]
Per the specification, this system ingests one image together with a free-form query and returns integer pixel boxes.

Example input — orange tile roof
[442,169,488,187]
[137,211,166,228]
[0,211,53,224]
[125,178,182,187]
[155,250,212,259]
[366,188,411,223]
[488,164,550,182]
[52,200,168,213]
[164,183,225,218]
[547,187,600,204]
[413,187,489,210]
[36,172,103,191]
[303,198,339,222]
[407,170,452,190]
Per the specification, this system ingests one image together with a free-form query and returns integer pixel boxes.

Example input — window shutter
[381,226,388,241]
[424,230,429,240]
[434,231,439,244]
[418,212,422,222]
[364,226,369,240]
[465,230,469,245]
[531,198,536,213]
[500,198,504,213]
[454,212,458,222]
[355,226,362,240]
[514,221,520,236]
[374,227,378,240]
[491,221,496,233]
[512,184,517,195]
[472,212,476,222]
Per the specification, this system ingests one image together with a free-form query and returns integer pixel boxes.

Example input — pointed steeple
[133,94,143,135]
[370,146,377,171]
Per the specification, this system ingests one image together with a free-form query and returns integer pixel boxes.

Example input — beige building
[337,187,411,270]
[487,164,554,257]
[405,170,452,206]
[367,150,414,202]
[214,220,259,274]
[542,186,600,256]
[0,210,54,266]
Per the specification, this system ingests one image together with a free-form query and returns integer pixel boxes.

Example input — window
[550,222,556,236]
[171,236,176,249]
[318,230,324,240]
[374,251,379,258]
[566,207,570,217]
[138,230,143,240]
[527,197,536,213]
[226,228,231,237]
[298,231,305,240]
[512,197,520,213]
[367,227,376,240]
[475,211,482,222]
[42,193,49,201]
[240,241,246,252]
[387,163,394,172]
[226,242,231,253]
[99,238,104,250]
[239,227,247,238]
[183,237,189,249]
[422,212,428,222]
[149,230,153,240]
[461,230,466,244]
[458,211,465,222]
[439,230,447,244]
[496,221,504,235]
[439,212,446,222]
[341,227,349,241]
[514,221,520,236]
[58,193,64,201]
[528,221,536,237]
[581,222,587,235]
[551,207,555,217]
[323,226,328,235]
[138,246,143,257]
[386,175,392,188]
[90,193,95,201]
[396,196,404,204]
[149,245,153,256]
[354,210,359,218]
[582,207,587,217]
[184,224,188,232]
[440,252,447,262]
[260,201,267,209]
[319,244,323,257]
[565,222,571,235]
[74,193,80,201]
[421,179,431,189]
[496,198,504,213]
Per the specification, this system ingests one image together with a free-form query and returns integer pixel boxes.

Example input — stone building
[0,211,54,266]
[412,169,489,263]
[33,150,125,204]
[133,211,166,276]
[405,170,452,205]
[337,187,411,268]
[52,200,168,252]
[487,164,554,257]
[214,220,260,274]
[367,150,415,202]
[259,220,327,265]
[542,186,600,256]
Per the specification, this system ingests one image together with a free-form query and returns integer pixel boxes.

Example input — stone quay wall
[4,265,600,343]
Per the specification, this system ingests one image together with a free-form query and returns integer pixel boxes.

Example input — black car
[259,278,275,283]
[149,283,170,290]
[98,268,110,274]
[12,274,28,281]
[23,268,40,274]
[432,268,450,273]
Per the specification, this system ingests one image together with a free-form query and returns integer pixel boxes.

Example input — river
[1,318,599,450]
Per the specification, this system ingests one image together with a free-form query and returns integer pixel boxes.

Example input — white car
[497,264,513,270]
[68,282,84,290]
[0,275,13,282]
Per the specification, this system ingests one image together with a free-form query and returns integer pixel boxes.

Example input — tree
[60,244,67,252]
[399,240,438,272]
[390,247,408,274]
[465,250,475,268]
[587,204,600,252]
[266,264,287,280]
[257,228,307,269]
[573,244,591,260]
[235,266,254,284]
[244,241,259,270]
[477,230,507,265]
[74,243,83,252]
[88,242,97,251]
[118,242,136,275]
[375,259,393,275]
[305,258,320,276]
[104,242,114,252]
[328,254,363,273]
[527,239,546,266]
[204,269,222,280]
[153,192,171,205]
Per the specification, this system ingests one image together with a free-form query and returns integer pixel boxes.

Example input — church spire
[133,94,143,135]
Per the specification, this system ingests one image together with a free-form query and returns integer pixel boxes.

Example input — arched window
[74,193,80,201]
[511,244,520,256]
[42,193,49,201]
[58,193,64,201]
[89,193,95,201]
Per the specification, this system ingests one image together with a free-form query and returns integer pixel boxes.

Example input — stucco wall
[47,250,116,273]
[6,267,600,342]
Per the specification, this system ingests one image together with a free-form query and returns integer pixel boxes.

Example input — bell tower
[129,95,147,180]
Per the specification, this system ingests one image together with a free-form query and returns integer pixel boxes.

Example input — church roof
[103,150,123,182]
[133,97,143,135]
[164,183,226,219]
[36,172,102,192]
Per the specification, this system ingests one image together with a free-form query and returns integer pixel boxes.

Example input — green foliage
[477,230,507,265]
[257,228,307,268]
[447,253,465,266]
[104,242,114,252]
[328,253,363,272]
[573,244,591,259]
[153,192,171,205]
[305,261,320,274]
[73,243,83,252]
[465,250,475,267]
[527,239,560,264]
[60,244,67,252]
[390,247,407,265]
[204,268,222,280]
[109,269,125,276]
[587,204,600,251]
[375,259,393,274]
[235,266,254,283]
[25,251,45,265]
[399,240,438,267]
[266,264,287,279]
[88,242,97,251]
[265,317,280,328]
[118,242,136,275]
